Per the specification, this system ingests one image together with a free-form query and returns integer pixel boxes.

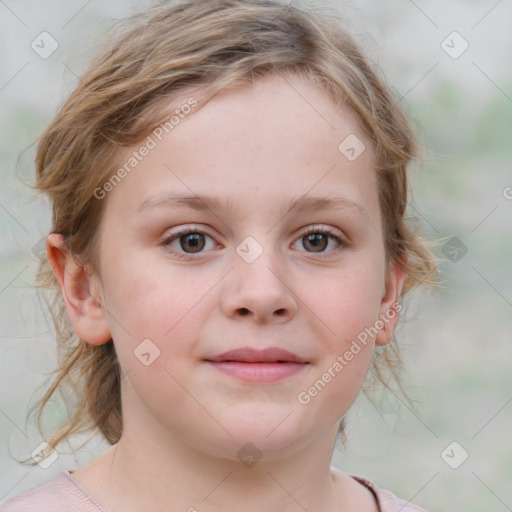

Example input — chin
[213,418,314,461]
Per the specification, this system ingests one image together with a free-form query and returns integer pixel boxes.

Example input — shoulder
[351,475,429,512]
[0,470,107,512]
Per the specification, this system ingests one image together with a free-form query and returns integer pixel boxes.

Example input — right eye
[161,227,218,257]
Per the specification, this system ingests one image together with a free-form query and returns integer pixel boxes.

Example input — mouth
[204,347,309,382]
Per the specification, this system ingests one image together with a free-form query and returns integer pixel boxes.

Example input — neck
[70,386,378,512]
[72,427,377,512]
[109,428,339,511]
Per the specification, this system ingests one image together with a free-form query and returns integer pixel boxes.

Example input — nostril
[236,308,286,316]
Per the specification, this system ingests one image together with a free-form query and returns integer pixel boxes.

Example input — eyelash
[161,225,348,260]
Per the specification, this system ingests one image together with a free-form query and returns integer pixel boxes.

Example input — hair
[21,0,437,465]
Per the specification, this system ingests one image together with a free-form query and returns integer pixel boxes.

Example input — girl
[1,1,436,510]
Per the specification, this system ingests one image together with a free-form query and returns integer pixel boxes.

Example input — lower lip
[206,361,308,382]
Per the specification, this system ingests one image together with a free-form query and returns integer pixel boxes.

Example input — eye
[162,228,217,256]
[161,225,348,259]
[292,226,346,255]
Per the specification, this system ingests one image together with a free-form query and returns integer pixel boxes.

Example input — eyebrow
[137,192,369,220]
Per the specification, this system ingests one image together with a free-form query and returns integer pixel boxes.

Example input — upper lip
[206,347,308,363]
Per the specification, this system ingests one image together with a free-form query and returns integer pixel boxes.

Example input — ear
[46,233,112,345]
[375,253,407,346]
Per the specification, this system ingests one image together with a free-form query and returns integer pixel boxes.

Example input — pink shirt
[0,470,428,511]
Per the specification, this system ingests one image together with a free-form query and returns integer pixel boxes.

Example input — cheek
[290,267,382,419]
[101,261,228,450]
[104,255,215,334]
[297,351,372,427]
[302,263,384,350]
[102,265,212,421]
[100,260,208,372]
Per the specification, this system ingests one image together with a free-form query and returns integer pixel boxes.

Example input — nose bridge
[236,233,286,285]
[222,234,297,322]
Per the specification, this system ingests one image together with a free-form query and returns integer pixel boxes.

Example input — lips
[205,347,309,382]
[205,347,308,364]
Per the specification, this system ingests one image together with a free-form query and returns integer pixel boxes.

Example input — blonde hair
[23,0,437,465]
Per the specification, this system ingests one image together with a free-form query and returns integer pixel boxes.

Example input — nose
[221,246,298,324]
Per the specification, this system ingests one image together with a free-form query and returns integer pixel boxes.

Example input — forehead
[103,72,379,222]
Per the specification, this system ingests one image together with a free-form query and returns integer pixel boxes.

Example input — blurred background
[0,1,511,510]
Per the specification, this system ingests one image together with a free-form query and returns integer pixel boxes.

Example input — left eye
[292,227,344,254]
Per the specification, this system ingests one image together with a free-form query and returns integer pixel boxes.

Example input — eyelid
[297,224,345,240]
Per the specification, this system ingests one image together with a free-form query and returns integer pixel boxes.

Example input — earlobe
[375,254,407,346]
[46,233,112,345]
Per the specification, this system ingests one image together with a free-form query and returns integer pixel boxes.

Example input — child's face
[88,73,404,459]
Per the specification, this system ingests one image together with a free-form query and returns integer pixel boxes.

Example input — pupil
[305,233,327,252]
[181,233,204,253]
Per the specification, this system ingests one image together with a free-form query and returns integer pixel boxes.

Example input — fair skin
[47,73,405,512]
